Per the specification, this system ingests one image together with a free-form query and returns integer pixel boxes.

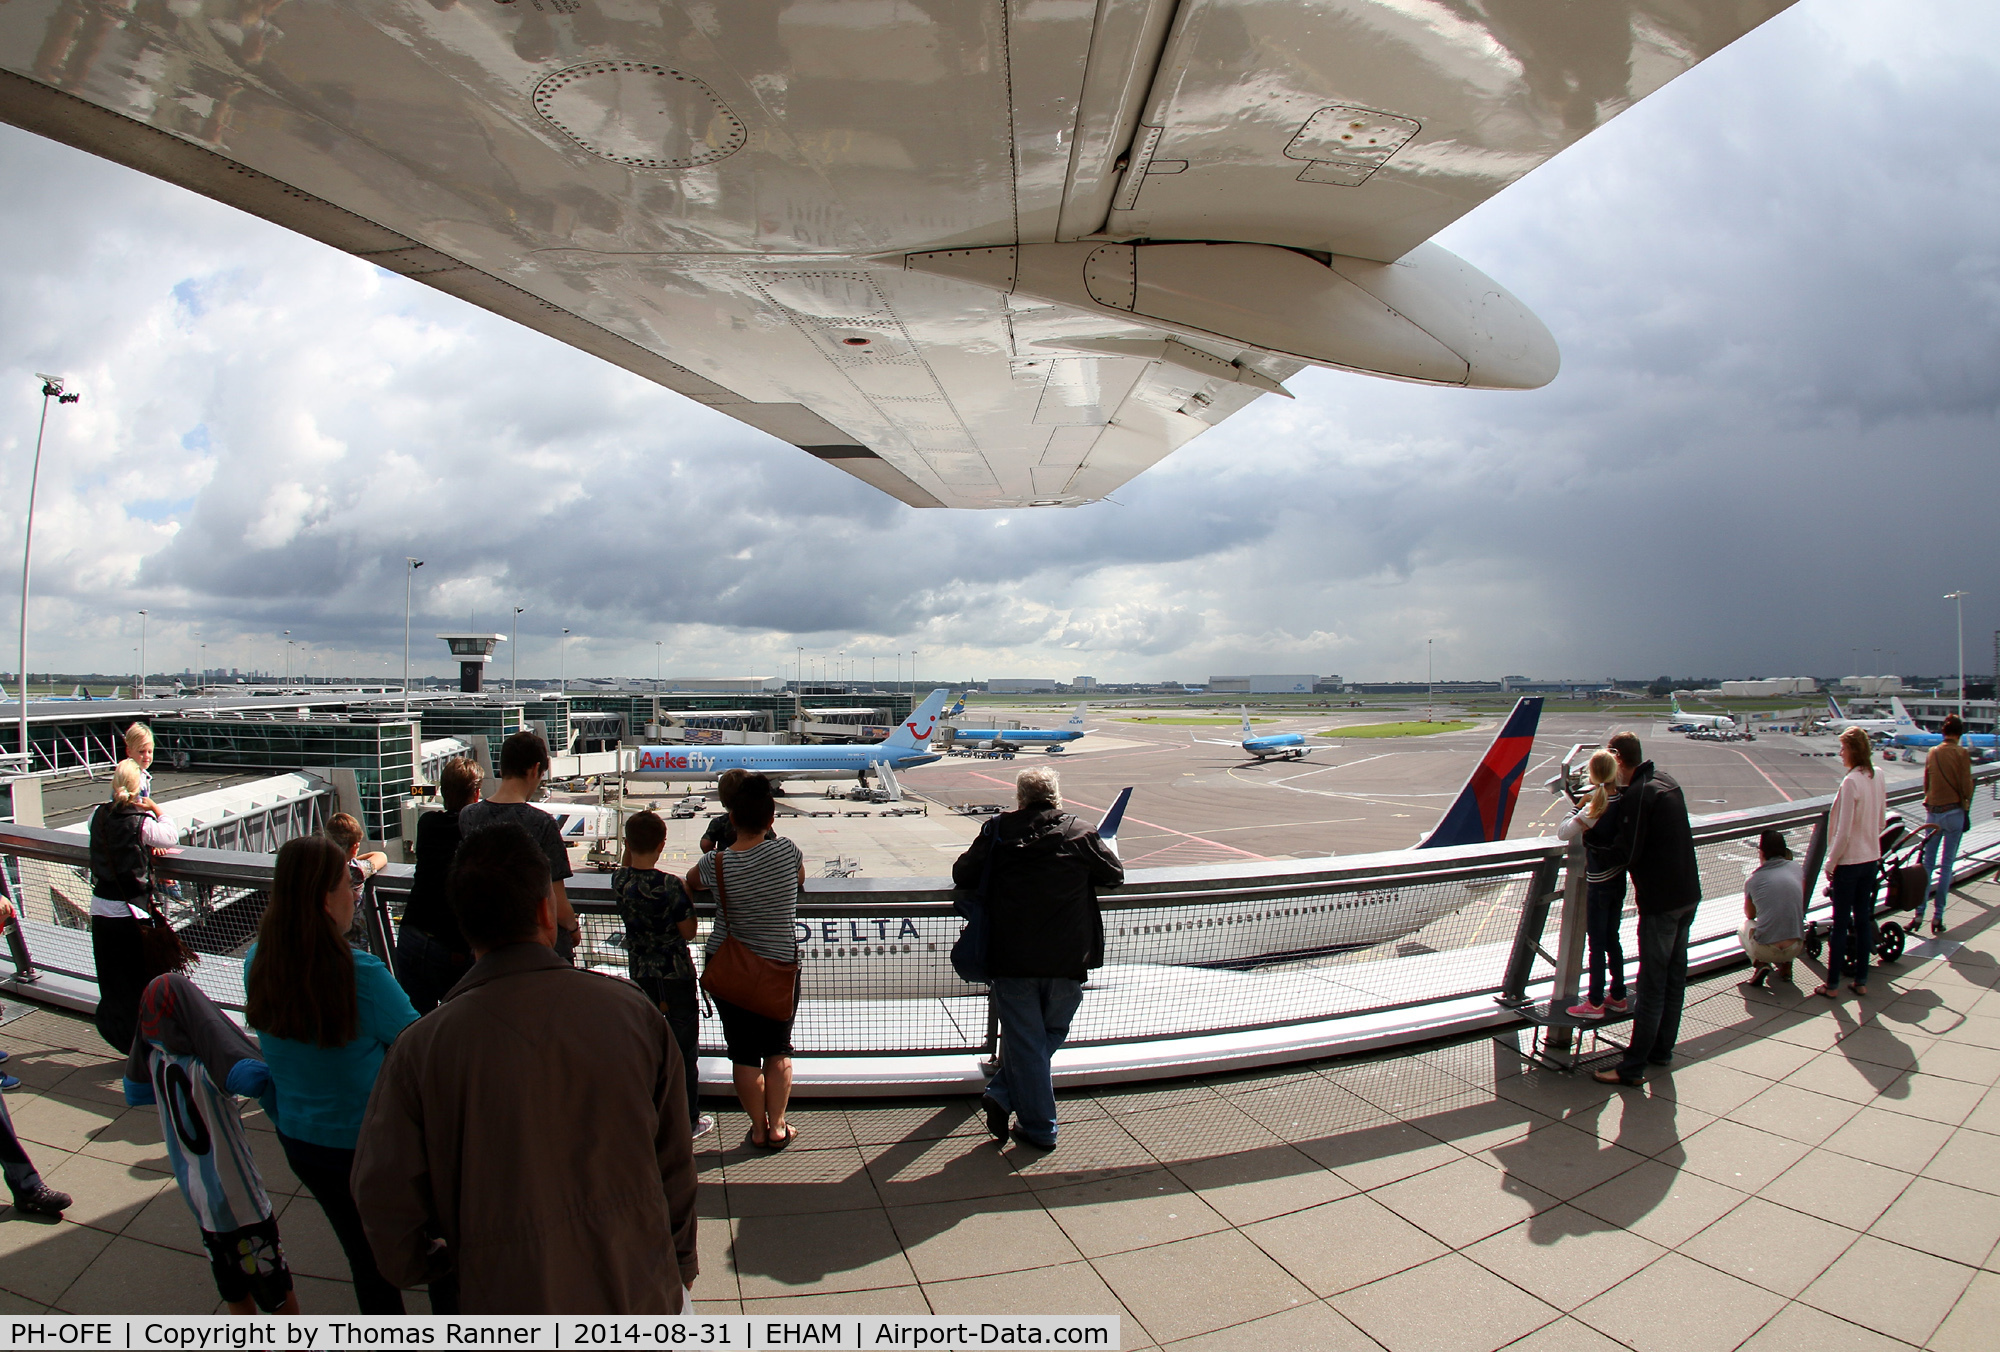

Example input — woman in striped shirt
[685,772,805,1149]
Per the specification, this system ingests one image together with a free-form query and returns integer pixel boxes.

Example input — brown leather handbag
[696,849,798,1021]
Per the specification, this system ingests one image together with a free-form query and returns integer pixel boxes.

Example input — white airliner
[1667,695,1738,733]
[0,2,1802,510]
[629,689,950,785]
[1825,694,1899,737]
[1192,708,1327,762]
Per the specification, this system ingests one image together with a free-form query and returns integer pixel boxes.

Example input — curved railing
[6,766,1997,1093]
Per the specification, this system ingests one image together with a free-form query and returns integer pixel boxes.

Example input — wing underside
[0,1,1796,509]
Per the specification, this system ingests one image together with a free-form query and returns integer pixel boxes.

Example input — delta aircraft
[630,689,950,785]
[770,697,1548,997]
[1194,707,1329,762]
[1667,695,1738,733]
[943,700,1089,752]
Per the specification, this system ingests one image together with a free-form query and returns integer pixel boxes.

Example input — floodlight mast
[17,375,80,776]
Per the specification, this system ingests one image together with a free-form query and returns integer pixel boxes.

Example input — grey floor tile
[1462,1206,1667,1311]
[1868,1177,2000,1267]
[1332,1253,1559,1352]
[887,1194,1083,1283]
[733,1208,915,1297]
[1820,1104,1954,1169]
[33,1151,169,1237]
[1906,1039,2000,1086]
[695,1214,738,1303]
[1495,1316,1628,1352]
[1371,1154,1559,1248]
[864,1134,1033,1207]
[1678,1196,1858,1297]
[1295,1119,1465,1191]
[1092,1229,1313,1344]
[1799,1235,1976,1345]
[742,1286,931,1314]
[1239,1192,1448,1297]
[1157,1299,1375,1352]
[1737,1301,1906,1352]
[1568,1158,1748,1248]
[1228,1078,1386,1143]
[1668,1117,1814,1194]
[1167,1145,1355,1226]
[52,1235,217,1314]
[726,1145,884,1216]
[1118,1098,1288,1166]
[1759,1149,1913,1232]
[1649,1062,1773,1118]
[1875,1070,1988,1126]
[1928,1268,2000,1352]
[0,1217,115,1306]
[1572,1250,1785,1352]
[1725,1082,1864,1146]
[1004,1117,1159,1188]
[1038,1167,1227,1258]
[1482,1120,1650,1202]
[289,1274,359,1315]
[922,1261,1137,1329]
[1710,1032,1822,1084]
[1783,1052,1903,1104]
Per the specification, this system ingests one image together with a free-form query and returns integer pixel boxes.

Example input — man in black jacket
[952,767,1123,1148]
[1595,731,1703,1086]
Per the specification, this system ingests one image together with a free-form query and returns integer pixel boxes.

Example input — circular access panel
[532,61,745,170]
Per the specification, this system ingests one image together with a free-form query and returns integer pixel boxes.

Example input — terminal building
[1207,674,1320,694]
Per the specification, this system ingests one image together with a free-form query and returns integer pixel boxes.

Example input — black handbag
[950,819,999,985]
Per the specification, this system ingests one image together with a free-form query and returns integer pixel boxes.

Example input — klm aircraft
[1881,697,1998,752]
[1195,707,1326,762]
[943,700,1088,752]
[631,689,950,784]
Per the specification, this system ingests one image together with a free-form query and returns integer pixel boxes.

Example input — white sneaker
[692,1113,716,1140]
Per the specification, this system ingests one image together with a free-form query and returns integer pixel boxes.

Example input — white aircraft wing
[0,1,1796,510]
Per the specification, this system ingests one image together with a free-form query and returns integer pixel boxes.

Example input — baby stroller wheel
[1803,924,1825,962]
[1876,921,1906,964]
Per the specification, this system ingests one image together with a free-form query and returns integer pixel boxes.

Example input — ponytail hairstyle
[1584,750,1618,818]
[245,836,358,1047]
[1840,726,1875,777]
[110,759,146,804]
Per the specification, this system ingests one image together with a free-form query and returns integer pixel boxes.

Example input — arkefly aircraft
[631,689,950,785]
[1667,695,1738,733]
[945,702,1089,753]
[1194,707,1327,762]
[783,697,1547,998]
[0,2,1801,510]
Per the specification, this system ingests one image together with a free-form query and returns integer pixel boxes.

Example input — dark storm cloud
[0,0,1994,682]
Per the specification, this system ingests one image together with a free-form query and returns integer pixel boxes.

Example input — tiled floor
[4,881,1999,1349]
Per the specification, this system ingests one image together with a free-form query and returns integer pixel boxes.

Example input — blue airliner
[1194,707,1326,761]
[631,689,950,784]
[1880,697,1997,752]
[942,699,1088,751]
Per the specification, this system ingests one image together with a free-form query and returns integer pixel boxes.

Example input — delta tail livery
[1420,698,1544,848]
[944,702,1089,751]
[632,689,950,783]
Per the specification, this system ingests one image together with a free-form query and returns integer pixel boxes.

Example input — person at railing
[123,721,155,801]
[1917,713,1973,939]
[355,821,701,1313]
[1558,749,1630,1021]
[698,768,748,853]
[396,756,483,1012]
[953,766,1123,1149]
[615,809,712,1141]
[245,836,422,1314]
[684,772,804,1150]
[458,731,582,962]
[1815,726,1886,1000]
[1593,732,1700,1087]
[1738,829,1805,989]
[326,812,390,888]
[86,758,180,1054]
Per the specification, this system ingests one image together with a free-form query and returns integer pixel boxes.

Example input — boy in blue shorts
[613,811,711,1140]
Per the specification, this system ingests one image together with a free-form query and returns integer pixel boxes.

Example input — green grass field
[1316,720,1476,739]
[1115,715,1275,726]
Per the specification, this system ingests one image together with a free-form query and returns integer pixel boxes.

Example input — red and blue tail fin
[1419,697,1544,849]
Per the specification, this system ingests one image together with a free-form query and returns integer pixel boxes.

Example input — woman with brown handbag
[87,759,181,1053]
[684,772,804,1149]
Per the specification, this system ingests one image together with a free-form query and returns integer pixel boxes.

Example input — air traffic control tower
[436,633,507,693]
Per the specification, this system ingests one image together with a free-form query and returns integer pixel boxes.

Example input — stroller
[1802,818,1933,968]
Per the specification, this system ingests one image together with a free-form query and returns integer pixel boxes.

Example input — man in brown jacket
[1917,714,1975,938]
[353,821,698,1312]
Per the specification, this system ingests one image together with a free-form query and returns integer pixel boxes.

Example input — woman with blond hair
[86,759,179,1053]
[1558,751,1630,1019]
[1817,726,1887,999]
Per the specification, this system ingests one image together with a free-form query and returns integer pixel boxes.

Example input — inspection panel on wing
[0,0,1797,508]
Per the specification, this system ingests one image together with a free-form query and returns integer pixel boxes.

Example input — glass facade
[156,717,417,841]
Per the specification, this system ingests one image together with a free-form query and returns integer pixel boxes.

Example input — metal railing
[5,764,1998,1092]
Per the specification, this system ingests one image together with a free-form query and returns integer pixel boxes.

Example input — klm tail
[1890,696,1917,729]
[1420,697,1545,850]
[1096,787,1133,857]
[1065,703,1087,730]
[882,689,951,751]
[1241,705,1253,736]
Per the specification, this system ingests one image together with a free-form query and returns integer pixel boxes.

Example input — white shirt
[89,808,181,918]
[1824,767,1887,873]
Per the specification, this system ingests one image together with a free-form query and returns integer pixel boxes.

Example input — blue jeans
[1919,808,1966,923]
[986,977,1084,1146]
[0,1091,45,1196]
[1615,905,1696,1080]
[1586,878,1628,1006]
[1827,862,1877,985]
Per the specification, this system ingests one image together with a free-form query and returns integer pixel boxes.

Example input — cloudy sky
[1,0,1996,688]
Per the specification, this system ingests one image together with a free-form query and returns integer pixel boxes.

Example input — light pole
[403,558,424,711]
[17,375,80,773]
[838,650,844,693]
[512,606,525,693]
[795,644,803,738]
[283,630,292,683]
[1946,591,1968,719]
[560,628,570,694]
[1426,638,1434,722]
[655,639,662,693]
[136,610,147,699]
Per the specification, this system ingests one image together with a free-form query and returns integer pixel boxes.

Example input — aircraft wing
[0,1,1795,510]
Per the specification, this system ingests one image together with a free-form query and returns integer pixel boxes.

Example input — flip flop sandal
[1812,984,1840,999]
[756,1125,798,1151]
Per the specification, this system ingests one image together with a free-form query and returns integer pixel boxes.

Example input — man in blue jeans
[1593,732,1703,1087]
[1918,715,1973,938]
[953,766,1123,1148]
